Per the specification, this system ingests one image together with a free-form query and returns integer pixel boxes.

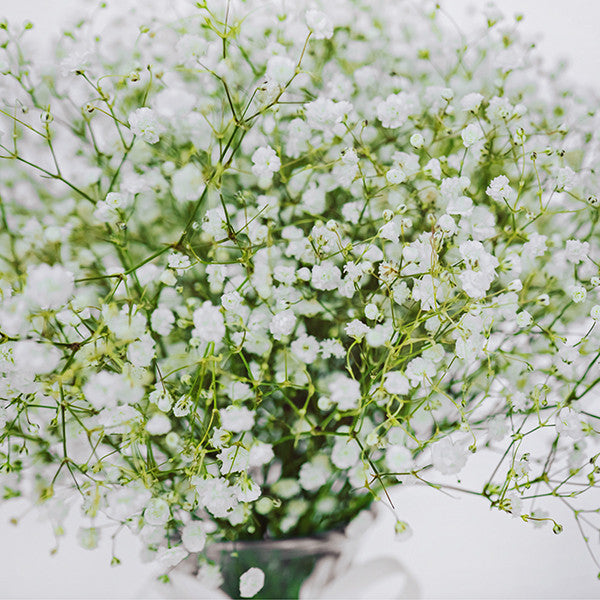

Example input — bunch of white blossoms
[2,0,600,590]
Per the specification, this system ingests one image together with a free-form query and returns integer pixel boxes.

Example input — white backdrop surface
[1,1,600,598]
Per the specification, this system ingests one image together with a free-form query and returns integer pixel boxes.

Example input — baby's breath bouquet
[2,0,600,596]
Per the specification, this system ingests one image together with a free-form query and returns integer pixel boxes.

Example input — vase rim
[206,530,348,555]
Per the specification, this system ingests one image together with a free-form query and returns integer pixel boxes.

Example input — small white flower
[25,264,74,310]
[266,55,295,85]
[226,381,253,401]
[272,479,301,499]
[377,93,417,129]
[269,309,296,340]
[210,427,230,449]
[311,263,342,291]
[235,478,261,503]
[171,163,205,203]
[248,442,274,467]
[156,546,188,568]
[508,279,523,292]
[565,239,589,264]
[410,133,424,148]
[167,251,191,273]
[458,240,498,298]
[405,357,436,386]
[344,319,370,340]
[506,493,523,518]
[93,201,118,223]
[251,145,281,180]
[299,456,331,490]
[364,303,380,320]
[219,405,255,433]
[202,208,228,240]
[383,371,410,395]
[305,9,334,40]
[149,388,173,412]
[557,166,576,191]
[523,233,547,258]
[146,412,171,436]
[218,446,250,474]
[273,265,296,286]
[193,301,225,344]
[160,269,177,286]
[173,395,191,418]
[516,310,533,328]
[196,477,238,518]
[77,527,99,550]
[412,275,447,311]
[331,437,360,469]
[486,96,512,122]
[105,191,130,209]
[437,214,457,235]
[386,167,407,185]
[431,437,468,475]
[239,567,265,598]
[181,521,207,553]
[128,107,164,144]
[320,338,346,359]
[379,220,400,243]
[425,157,442,179]
[537,293,550,306]
[221,290,244,314]
[555,408,585,441]
[151,306,175,336]
[144,498,171,526]
[291,334,320,364]
[386,446,412,472]
[461,123,484,147]
[328,374,361,410]
[486,175,515,205]
[394,520,413,542]
[127,334,156,367]
[569,285,587,303]
[460,92,484,112]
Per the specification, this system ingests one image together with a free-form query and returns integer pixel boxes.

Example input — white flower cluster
[1,0,600,592]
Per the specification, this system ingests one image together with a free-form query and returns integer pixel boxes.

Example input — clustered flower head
[2,0,600,592]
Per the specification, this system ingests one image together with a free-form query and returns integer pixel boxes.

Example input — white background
[1,1,600,598]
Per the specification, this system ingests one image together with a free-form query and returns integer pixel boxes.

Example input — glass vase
[199,530,419,599]
[206,533,344,599]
